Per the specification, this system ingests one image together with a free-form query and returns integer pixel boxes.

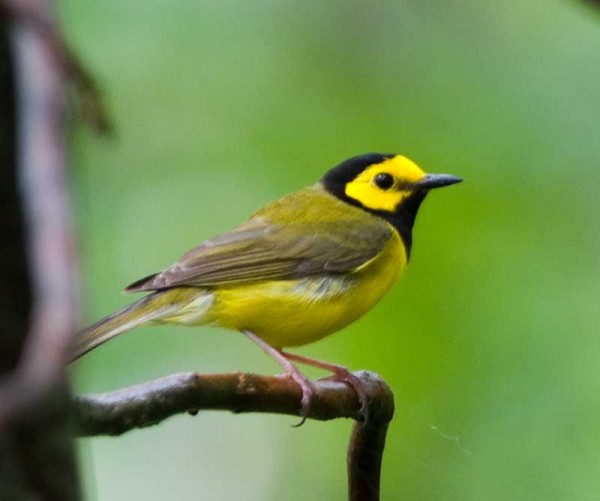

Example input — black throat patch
[378,191,427,260]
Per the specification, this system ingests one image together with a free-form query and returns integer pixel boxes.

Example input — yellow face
[344,155,427,212]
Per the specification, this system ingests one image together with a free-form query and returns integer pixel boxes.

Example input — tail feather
[71,292,174,362]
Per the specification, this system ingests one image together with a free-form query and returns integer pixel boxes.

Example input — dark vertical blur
[0,17,30,376]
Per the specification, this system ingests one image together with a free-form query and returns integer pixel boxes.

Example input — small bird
[73,153,461,420]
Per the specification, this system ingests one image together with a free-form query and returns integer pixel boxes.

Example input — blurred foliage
[61,0,600,499]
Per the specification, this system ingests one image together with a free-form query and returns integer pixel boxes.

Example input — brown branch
[0,0,81,425]
[0,0,110,429]
[0,0,84,497]
[348,404,394,501]
[73,370,394,501]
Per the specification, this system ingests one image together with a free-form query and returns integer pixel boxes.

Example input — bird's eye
[374,173,394,190]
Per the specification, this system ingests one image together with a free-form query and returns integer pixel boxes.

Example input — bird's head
[322,153,462,254]
[322,153,461,213]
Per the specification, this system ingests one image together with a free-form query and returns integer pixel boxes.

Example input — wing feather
[125,188,393,292]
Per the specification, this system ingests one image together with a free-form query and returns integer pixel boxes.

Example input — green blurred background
[62,1,600,499]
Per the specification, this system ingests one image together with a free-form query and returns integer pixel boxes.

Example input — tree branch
[0,0,108,425]
[0,0,80,425]
[348,409,393,501]
[0,1,85,497]
[74,370,394,501]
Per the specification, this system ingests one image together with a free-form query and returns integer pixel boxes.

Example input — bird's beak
[414,173,462,191]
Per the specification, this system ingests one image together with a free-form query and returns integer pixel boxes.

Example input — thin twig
[73,371,394,500]
[1,0,112,133]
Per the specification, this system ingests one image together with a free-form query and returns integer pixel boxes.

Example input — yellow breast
[205,229,406,347]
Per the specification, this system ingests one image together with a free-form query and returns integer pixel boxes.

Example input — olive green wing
[125,216,392,292]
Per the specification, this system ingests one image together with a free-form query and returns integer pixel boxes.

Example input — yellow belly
[200,230,406,347]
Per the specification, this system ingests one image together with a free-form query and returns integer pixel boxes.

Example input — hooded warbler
[74,153,461,419]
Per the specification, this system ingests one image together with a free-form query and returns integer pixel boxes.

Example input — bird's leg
[241,330,315,426]
[280,351,369,423]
